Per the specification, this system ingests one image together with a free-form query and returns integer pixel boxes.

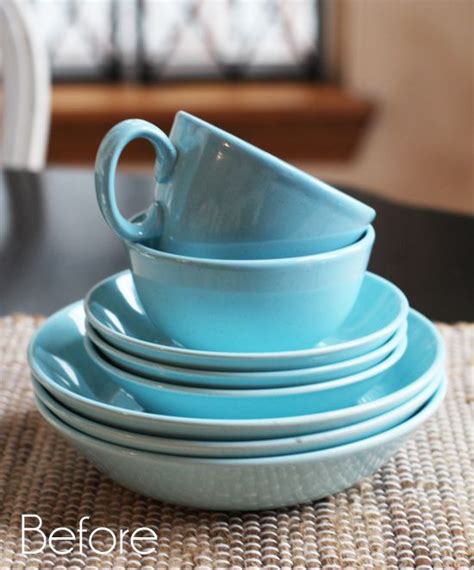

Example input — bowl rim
[85,270,409,363]
[125,223,375,268]
[32,372,443,455]
[33,375,446,466]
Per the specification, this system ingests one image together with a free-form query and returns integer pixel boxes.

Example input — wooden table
[1,167,472,321]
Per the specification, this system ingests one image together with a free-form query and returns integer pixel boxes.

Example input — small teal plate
[33,380,446,510]
[85,271,408,371]
[86,321,406,389]
[84,329,408,420]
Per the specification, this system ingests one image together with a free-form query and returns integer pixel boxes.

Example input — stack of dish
[29,113,445,511]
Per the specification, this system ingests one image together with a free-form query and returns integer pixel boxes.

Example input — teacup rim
[125,222,375,268]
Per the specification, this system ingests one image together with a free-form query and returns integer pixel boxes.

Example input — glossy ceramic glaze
[125,225,374,352]
[33,373,443,459]
[85,331,407,419]
[86,270,408,371]
[87,322,406,389]
[29,304,444,439]
[34,381,446,510]
[95,113,375,259]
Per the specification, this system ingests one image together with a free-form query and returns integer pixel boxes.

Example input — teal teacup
[124,219,375,352]
[95,112,375,260]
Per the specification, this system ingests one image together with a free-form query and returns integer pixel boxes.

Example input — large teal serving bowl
[125,224,374,352]
[85,271,408,371]
[33,372,443,459]
[34,380,446,510]
[86,322,406,389]
[28,304,444,439]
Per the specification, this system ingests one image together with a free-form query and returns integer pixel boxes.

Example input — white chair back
[0,0,51,170]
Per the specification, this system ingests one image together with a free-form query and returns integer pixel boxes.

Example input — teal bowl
[28,303,444,439]
[33,373,443,459]
[86,322,407,389]
[86,270,407,371]
[126,224,375,352]
[33,380,446,510]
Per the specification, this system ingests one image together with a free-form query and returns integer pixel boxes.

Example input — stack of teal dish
[29,113,446,511]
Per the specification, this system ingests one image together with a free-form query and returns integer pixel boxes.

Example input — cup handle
[95,119,178,242]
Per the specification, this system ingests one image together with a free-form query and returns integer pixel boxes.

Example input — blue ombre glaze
[95,112,375,259]
[85,270,409,371]
[125,224,375,352]
[28,304,444,439]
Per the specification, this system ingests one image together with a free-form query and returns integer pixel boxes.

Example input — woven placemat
[0,315,472,569]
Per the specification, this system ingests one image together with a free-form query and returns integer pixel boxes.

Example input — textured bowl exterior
[34,380,446,511]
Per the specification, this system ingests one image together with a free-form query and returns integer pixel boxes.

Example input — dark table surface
[1,167,473,322]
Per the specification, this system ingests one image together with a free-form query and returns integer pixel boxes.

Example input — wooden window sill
[48,82,374,165]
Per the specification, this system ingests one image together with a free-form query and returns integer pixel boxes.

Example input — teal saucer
[86,322,406,389]
[84,330,408,420]
[85,271,408,371]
